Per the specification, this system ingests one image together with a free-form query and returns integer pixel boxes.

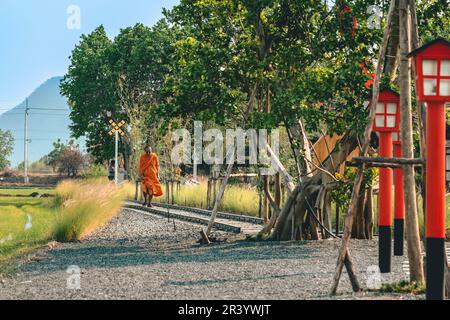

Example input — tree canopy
[0,129,14,171]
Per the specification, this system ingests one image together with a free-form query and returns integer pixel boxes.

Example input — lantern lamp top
[366,88,400,102]
[368,89,400,133]
[407,37,450,58]
[408,38,450,103]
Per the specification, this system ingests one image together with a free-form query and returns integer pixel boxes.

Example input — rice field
[0,179,127,273]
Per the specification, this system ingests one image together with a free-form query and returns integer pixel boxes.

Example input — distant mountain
[0,77,84,167]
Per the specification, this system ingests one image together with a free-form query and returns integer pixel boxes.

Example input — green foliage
[45,139,67,171]
[376,281,426,295]
[60,26,118,163]
[331,167,376,210]
[61,0,450,181]
[80,164,108,179]
[0,129,14,171]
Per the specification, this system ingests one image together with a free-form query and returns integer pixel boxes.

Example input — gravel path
[0,209,424,300]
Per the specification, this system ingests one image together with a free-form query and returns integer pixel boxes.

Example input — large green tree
[61,21,177,177]
[61,26,119,164]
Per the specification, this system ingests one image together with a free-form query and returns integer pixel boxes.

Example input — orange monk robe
[139,153,163,197]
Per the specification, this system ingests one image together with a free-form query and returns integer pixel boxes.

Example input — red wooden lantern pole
[370,89,401,273]
[425,101,446,299]
[393,132,405,256]
[409,38,450,300]
[378,131,393,272]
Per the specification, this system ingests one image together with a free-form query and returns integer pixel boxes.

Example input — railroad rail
[123,201,263,235]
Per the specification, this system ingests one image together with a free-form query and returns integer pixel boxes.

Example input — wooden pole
[170,179,175,205]
[399,0,424,284]
[409,0,427,238]
[206,178,211,209]
[206,163,234,235]
[330,0,397,295]
[335,204,340,236]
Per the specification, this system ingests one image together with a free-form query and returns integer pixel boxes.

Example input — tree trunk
[272,134,358,241]
[289,120,313,178]
[399,0,424,284]
[409,0,427,238]
[353,186,367,239]
[385,0,400,81]
[275,173,282,208]
[364,185,374,239]
[323,190,333,239]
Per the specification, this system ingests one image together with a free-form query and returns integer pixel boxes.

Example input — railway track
[123,201,263,235]
[402,247,450,276]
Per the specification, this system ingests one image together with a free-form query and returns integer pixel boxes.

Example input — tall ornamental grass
[52,180,127,242]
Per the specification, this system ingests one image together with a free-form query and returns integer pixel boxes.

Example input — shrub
[80,164,108,179]
[52,180,126,242]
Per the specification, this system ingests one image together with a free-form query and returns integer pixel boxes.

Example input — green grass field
[0,189,57,273]
[0,181,126,275]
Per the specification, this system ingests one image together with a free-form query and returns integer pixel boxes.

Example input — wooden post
[335,204,340,236]
[205,162,234,236]
[213,178,217,207]
[171,179,175,205]
[166,180,170,205]
[399,0,424,284]
[330,0,397,295]
[263,83,271,224]
[206,178,211,209]
[134,180,139,201]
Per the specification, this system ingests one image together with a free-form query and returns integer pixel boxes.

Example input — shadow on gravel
[164,271,312,287]
[19,240,314,274]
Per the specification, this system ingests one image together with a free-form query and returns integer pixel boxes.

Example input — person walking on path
[139,146,163,207]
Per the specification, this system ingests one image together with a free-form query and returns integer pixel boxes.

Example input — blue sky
[0,0,179,113]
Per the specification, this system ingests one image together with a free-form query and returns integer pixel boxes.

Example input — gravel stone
[0,209,423,300]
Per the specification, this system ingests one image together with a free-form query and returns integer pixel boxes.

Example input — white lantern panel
[386,116,396,128]
[375,115,385,127]
[424,78,438,96]
[440,79,450,96]
[392,132,399,142]
[441,60,450,76]
[423,60,438,76]
[386,103,397,114]
[376,103,384,113]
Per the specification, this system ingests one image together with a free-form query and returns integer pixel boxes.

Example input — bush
[80,164,108,179]
[52,179,126,242]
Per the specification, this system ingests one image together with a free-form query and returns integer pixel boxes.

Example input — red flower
[371,73,375,79]
[363,68,369,75]
[339,5,353,13]
[365,79,374,89]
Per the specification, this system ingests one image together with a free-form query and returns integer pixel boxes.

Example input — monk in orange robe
[139,146,163,207]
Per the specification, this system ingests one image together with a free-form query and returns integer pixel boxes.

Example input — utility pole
[24,99,29,184]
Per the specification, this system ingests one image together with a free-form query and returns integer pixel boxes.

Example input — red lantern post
[392,132,405,256]
[409,38,450,300]
[371,89,401,273]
